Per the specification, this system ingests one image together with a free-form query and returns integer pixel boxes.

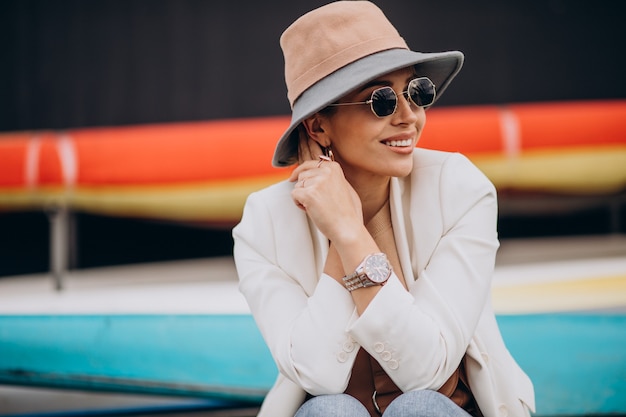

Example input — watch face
[364,254,391,283]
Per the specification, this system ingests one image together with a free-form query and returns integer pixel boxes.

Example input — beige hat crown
[281,1,409,107]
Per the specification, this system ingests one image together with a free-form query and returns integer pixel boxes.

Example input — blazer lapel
[390,177,416,287]
[390,160,444,289]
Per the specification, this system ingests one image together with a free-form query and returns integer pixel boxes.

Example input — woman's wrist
[329,221,367,248]
[335,237,380,278]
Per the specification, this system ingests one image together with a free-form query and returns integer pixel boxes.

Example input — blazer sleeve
[348,152,500,391]
[233,186,359,395]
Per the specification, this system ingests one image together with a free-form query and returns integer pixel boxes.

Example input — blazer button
[498,404,508,417]
[343,341,355,352]
[481,352,489,363]
[387,359,399,370]
[374,342,385,353]
[336,351,348,363]
[381,351,392,361]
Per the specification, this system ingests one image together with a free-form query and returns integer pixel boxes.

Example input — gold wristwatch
[342,253,392,291]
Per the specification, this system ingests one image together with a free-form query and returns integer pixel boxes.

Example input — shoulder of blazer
[242,179,304,221]
[410,148,495,195]
[235,179,306,252]
[247,179,295,203]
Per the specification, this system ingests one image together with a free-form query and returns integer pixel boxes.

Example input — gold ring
[317,155,331,167]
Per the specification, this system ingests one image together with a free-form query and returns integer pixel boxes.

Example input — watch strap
[343,271,380,291]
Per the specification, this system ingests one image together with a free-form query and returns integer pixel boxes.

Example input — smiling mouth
[383,139,412,147]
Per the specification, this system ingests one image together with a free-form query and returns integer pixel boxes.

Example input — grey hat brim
[272,48,464,167]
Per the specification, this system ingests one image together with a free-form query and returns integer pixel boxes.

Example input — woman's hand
[289,157,363,244]
[290,136,382,311]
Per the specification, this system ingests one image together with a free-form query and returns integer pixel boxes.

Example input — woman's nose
[393,92,419,124]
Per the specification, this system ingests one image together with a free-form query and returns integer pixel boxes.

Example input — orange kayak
[1,100,625,223]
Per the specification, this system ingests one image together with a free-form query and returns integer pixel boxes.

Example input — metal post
[49,205,69,291]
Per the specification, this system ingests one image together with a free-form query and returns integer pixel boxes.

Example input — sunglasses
[328,77,436,117]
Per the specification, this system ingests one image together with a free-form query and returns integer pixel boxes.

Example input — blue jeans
[294,390,473,417]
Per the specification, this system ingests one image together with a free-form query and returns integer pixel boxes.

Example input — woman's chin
[389,159,414,178]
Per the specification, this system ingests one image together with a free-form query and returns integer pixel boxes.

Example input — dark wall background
[1,0,625,132]
[1,0,625,276]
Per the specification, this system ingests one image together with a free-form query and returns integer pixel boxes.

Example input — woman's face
[319,67,426,182]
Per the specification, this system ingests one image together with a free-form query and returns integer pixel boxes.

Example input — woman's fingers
[288,156,327,182]
[291,160,363,240]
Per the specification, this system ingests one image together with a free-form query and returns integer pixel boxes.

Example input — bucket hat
[272,0,464,167]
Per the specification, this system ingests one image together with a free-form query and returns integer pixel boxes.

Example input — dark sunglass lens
[371,87,397,117]
[409,78,436,107]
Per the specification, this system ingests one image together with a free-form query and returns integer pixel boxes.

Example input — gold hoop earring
[322,145,334,161]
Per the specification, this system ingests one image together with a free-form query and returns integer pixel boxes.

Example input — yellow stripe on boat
[68,174,288,222]
[493,274,626,314]
[474,145,626,193]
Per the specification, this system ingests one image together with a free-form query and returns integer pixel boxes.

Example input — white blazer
[233,149,535,417]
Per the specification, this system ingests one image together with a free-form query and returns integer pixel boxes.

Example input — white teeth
[385,139,412,147]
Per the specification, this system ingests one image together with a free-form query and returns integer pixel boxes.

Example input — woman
[232,2,535,417]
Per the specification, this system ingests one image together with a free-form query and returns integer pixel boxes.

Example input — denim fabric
[385,390,474,416]
[294,390,473,417]
[294,394,369,417]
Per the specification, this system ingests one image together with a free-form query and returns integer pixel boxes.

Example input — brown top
[343,200,482,416]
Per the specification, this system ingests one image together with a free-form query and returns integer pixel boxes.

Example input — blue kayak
[0,313,624,416]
